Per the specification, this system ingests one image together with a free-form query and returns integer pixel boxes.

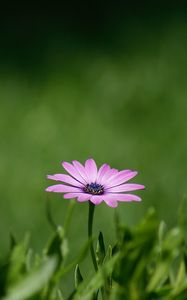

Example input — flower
[46,158,145,208]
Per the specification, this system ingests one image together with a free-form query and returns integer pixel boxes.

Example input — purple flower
[46,158,145,208]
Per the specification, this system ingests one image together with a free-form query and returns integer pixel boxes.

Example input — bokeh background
[1,1,187,281]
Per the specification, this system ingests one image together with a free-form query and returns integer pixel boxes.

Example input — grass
[1,206,187,299]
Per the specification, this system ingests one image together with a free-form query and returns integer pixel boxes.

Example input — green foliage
[74,265,83,289]
[1,207,187,299]
[96,232,106,267]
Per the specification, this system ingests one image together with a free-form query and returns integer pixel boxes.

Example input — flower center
[83,183,104,195]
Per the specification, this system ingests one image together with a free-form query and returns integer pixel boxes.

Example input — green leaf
[96,232,106,267]
[26,248,34,272]
[9,233,17,251]
[147,228,183,292]
[75,264,83,289]
[3,256,57,300]
[162,228,183,251]
[158,221,167,246]
[44,226,68,265]
[103,245,112,265]
[7,234,30,286]
[175,260,186,289]
[57,288,65,300]
[73,253,120,300]
[109,284,128,300]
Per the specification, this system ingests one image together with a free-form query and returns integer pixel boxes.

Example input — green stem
[88,201,98,272]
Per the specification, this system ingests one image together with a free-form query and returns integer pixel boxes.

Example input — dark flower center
[83,183,104,195]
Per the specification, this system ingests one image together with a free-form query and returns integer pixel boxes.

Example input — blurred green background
[0,2,187,263]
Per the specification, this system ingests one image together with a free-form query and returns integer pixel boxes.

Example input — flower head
[46,158,145,208]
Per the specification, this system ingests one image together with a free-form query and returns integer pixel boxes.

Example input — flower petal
[62,162,87,184]
[77,194,92,202]
[105,170,138,188]
[100,168,118,185]
[46,184,82,193]
[47,174,84,187]
[90,195,103,205]
[97,164,110,183]
[64,193,91,202]
[104,193,142,202]
[104,169,131,184]
[103,197,118,208]
[72,160,89,182]
[85,158,98,183]
[107,183,145,193]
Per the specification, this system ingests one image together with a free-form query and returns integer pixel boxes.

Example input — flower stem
[88,201,98,272]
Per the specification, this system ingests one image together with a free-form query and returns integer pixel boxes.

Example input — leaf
[7,234,30,286]
[57,288,65,300]
[96,232,106,267]
[75,264,83,288]
[162,228,183,251]
[158,221,167,246]
[175,260,186,289]
[73,252,120,300]
[3,256,57,300]
[147,228,183,292]
[103,245,112,265]
[109,284,128,300]
[9,233,17,251]
[26,248,34,272]
[44,226,68,266]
